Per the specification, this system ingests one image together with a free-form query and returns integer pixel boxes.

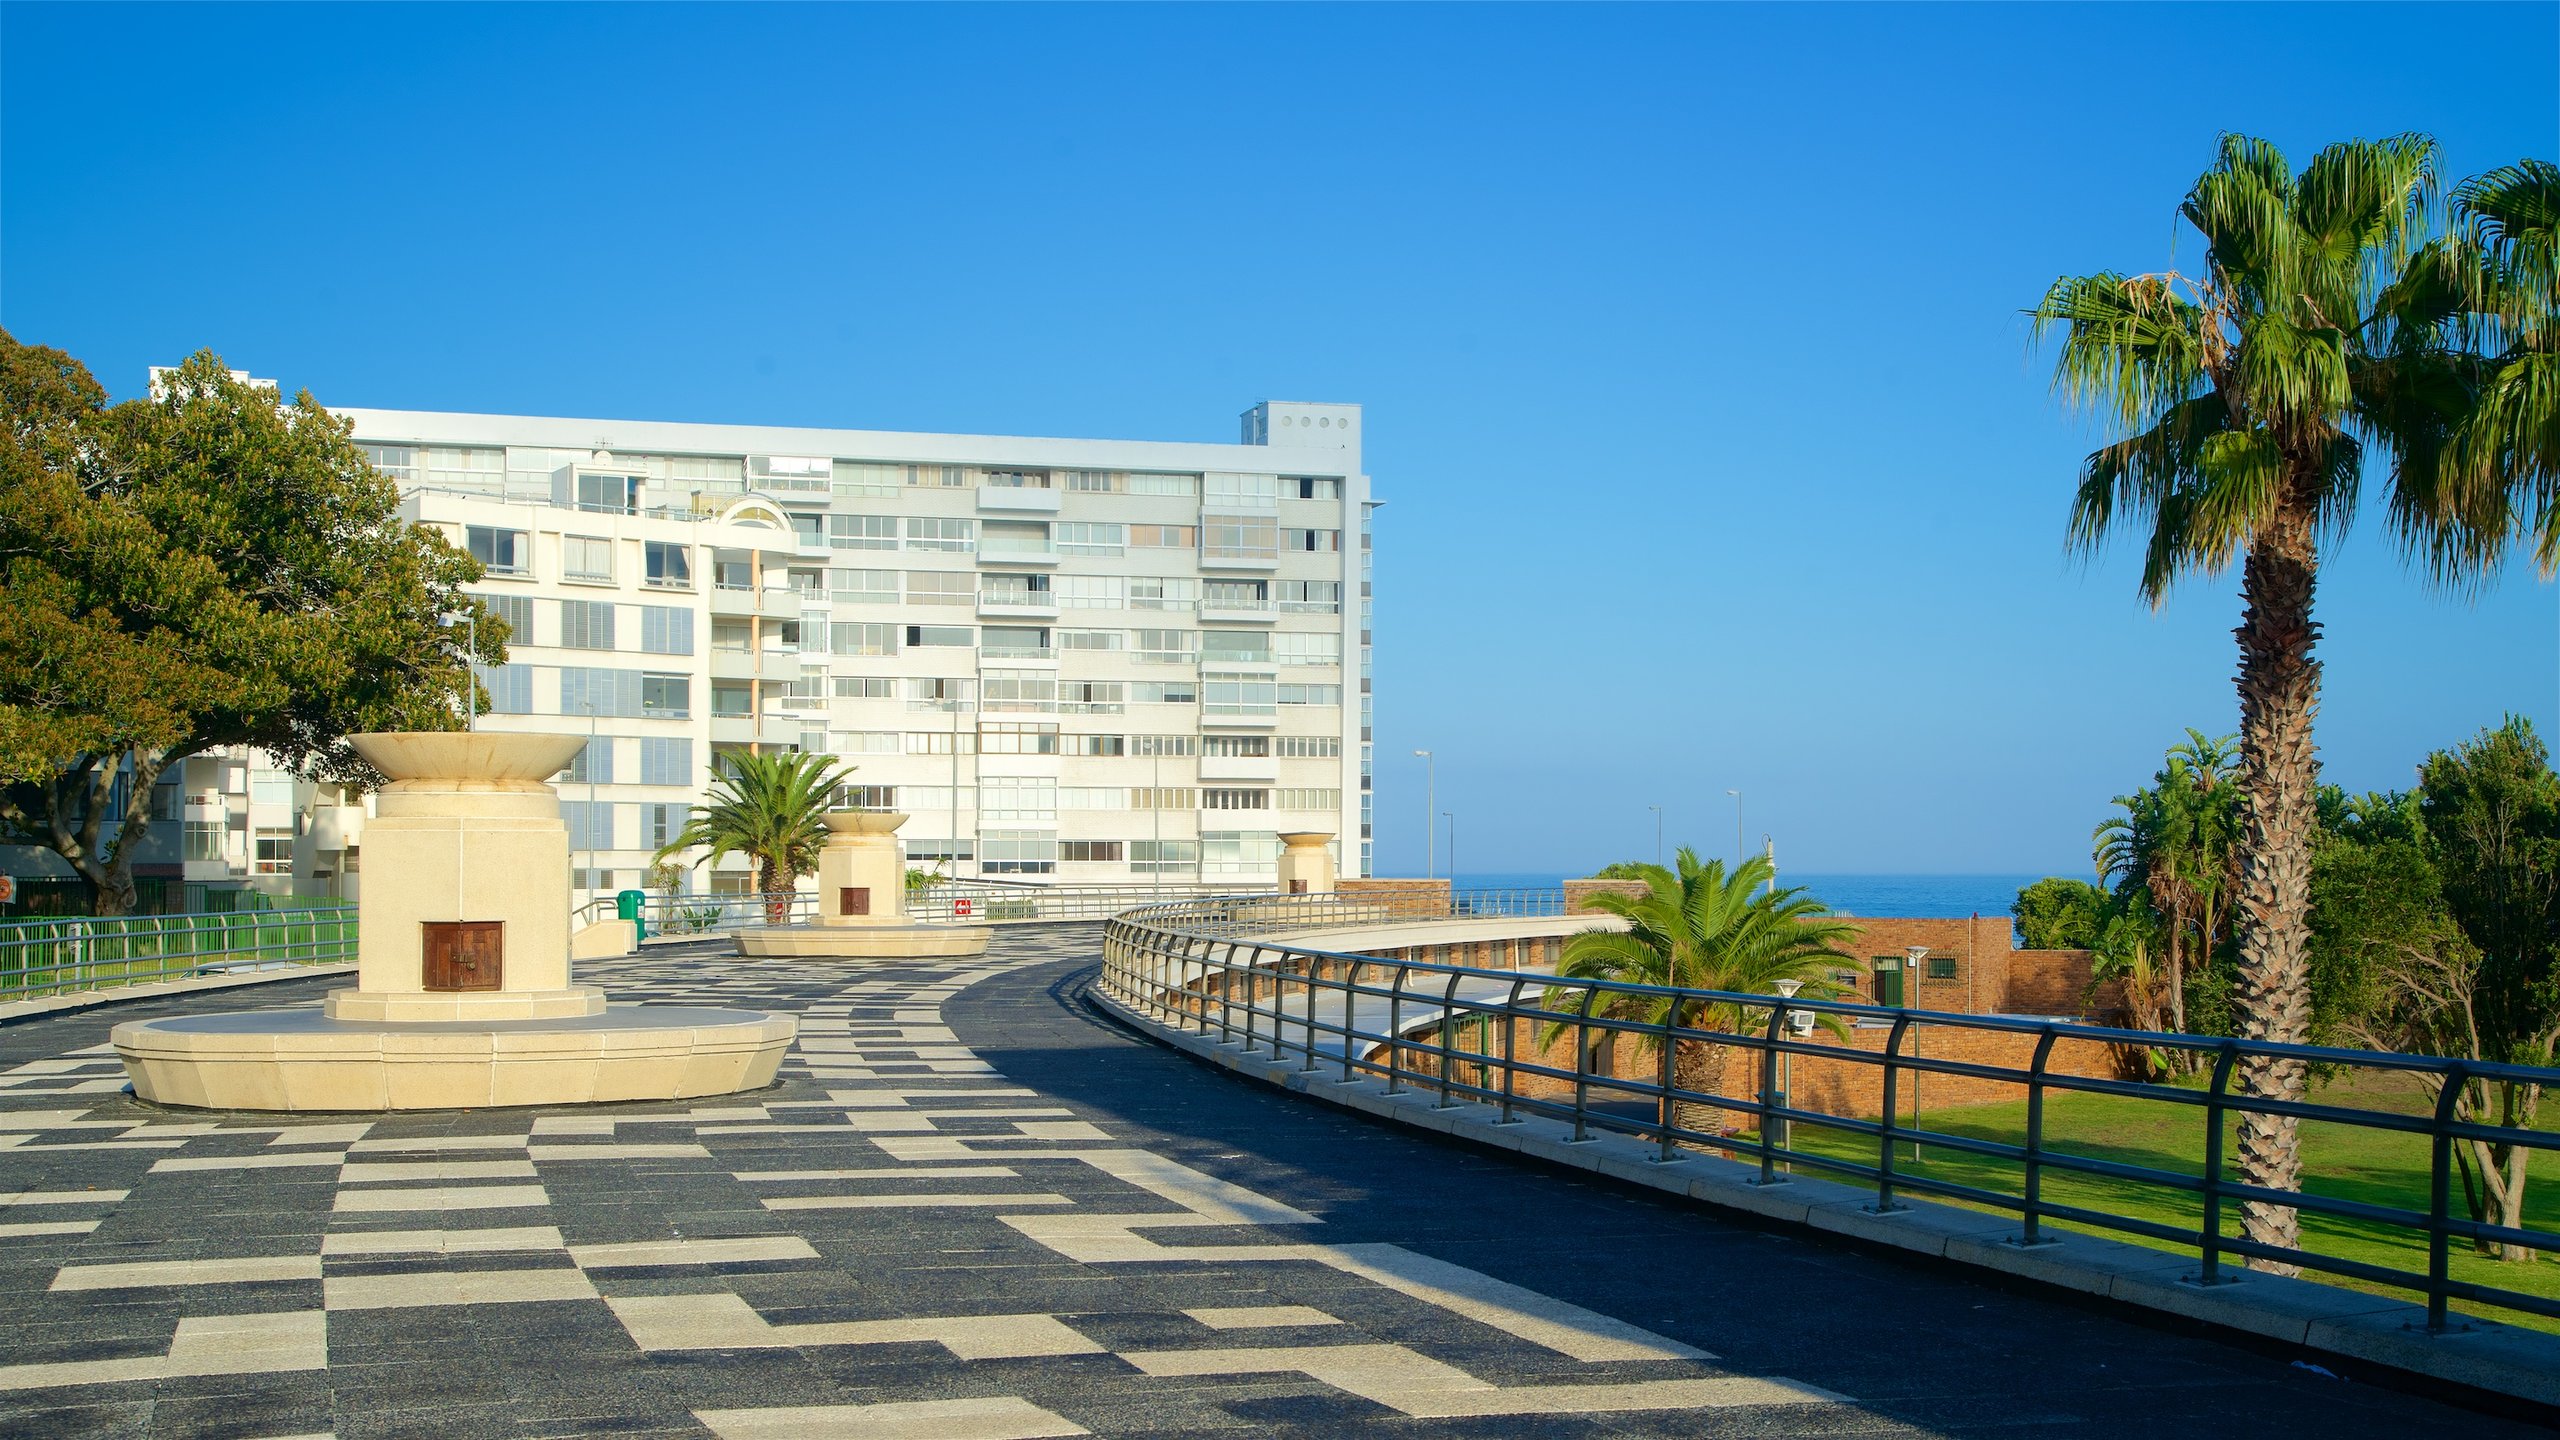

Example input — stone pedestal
[113,731,797,1111]
[1277,831,1338,895]
[735,811,990,960]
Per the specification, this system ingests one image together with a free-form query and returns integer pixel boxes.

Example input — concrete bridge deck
[0,927,2533,1437]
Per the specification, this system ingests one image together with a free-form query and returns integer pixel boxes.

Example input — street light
[1647,805,1662,866]
[1442,811,1454,892]
[1413,750,1435,879]
[1725,789,1743,870]
[1770,977,1804,1167]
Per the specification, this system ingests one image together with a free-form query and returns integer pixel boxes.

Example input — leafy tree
[653,751,855,923]
[0,337,504,914]
[1542,850,1853,1138]
[1590,861,1650,880]
[2011,877,2111,951]
[2031,137,2553,1264]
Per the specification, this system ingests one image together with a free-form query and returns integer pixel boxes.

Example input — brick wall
[2004,948,2123,1019]
[1562,878,1649,910]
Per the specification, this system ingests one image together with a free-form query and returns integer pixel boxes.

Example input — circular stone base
[111,1005,797,1112]
[733,923,993,960]
[323,987,607,1022]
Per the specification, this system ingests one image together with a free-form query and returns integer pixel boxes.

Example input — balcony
[1199,597,1276,624]
[1200,548,1280,571]
[977,592,1059,620]
[710,583,792,618]
[1199,753,1277,782]
[977,485,1061,514]
[977,543,1059,568]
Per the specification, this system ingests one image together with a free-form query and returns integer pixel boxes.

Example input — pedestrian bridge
[0,923,2544,1436]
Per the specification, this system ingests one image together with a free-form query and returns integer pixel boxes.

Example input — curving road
[0,927,2530,1438]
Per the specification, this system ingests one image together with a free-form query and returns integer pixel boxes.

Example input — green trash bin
[616,889,647,942]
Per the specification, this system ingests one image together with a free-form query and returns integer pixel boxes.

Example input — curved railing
[1100,890,2560,1334]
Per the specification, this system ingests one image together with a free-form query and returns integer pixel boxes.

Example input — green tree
[2092,731,2241,1045]
[0,338,504,914]
[1590,861,1650,880]
[654,751,855,923]
[2408,718,2560,1258]
[2012,877,2111,951]
[2031,137,2553,1263]
[1542,850,1853,1138]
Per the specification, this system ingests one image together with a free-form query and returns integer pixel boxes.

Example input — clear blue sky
[5,3,2553,877]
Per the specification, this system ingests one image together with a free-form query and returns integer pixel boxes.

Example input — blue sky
[5,3,2553,877]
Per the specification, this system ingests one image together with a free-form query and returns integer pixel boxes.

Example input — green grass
[1766,1074,2560,1331]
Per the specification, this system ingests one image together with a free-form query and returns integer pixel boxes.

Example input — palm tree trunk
[1666,1039,1729,1142]
[2230,496,2321,1274]
[759,856,789,926]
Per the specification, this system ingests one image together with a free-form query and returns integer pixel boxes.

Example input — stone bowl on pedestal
[111,729,798,1111]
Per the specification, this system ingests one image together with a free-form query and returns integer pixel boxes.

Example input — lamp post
[1725,788,1743,870]
[1442,812,1454,894]
[1771,977,1802,1168]
[581,699,599,908]
[1648,805,1662,866]
[1904,943,1930,1161]
[1413,749,1435,880]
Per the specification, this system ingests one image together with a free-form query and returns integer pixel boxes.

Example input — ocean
[1451,872,2047,922]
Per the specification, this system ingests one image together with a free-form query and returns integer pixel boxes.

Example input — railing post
[2018,1027,2061,1246]
[1341,960,1361,1082]
[1875,1014,1911,1212]
[1571,986,1598,1142]
[2426,1060,2467,1332]
[1436,970,1464,1108]
[2196,1040,2240,1286]
[1382,965,1409,1096]
[1498,977,1526,1124]
[1655,998,1681,1163]
[1302,954,1322,1072]
[1759,1001,1784,1186]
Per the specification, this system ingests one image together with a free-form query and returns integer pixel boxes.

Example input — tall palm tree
[1542,850,1853,1139]
[654,751,854,923]
[2032,135,2551,1266]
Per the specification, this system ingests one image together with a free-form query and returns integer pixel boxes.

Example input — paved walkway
[0,928,2531,1438]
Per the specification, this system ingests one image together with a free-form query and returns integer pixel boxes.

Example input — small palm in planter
[653,751,855,926]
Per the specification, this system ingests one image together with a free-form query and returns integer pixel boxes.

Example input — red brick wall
[1562,879,1649,909]
[2004,949,2124,1019]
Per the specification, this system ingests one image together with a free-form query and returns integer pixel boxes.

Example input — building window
[253,827,294,875]
[829,514,900,550]
[1132,681,1198,705]
[1202,514,1279,561]
[1202,630,1271,664]
[1293,477,1343,500]
[645,541,693,588]
[1067,733,1126,756]
[905,464,969,488]
[905,731,980,756]
[1205,580,1268,611]
[572,472,639,515]
[1059,629,1124,652]
[834,675,895,699]
[1274,632,1341,666]
[467,526,529,576]
[981,468,1050,489]
[1061,680,1125,714]
[906,517,975,552]
[641,672,690,718]
[1201,788,1269,811]
[788,512,826,549]
[640,737,692,786]
[1203,735,1269,758]
[360,444,418,483]
[477,663,534,715]
[837,732,902,754]
[904,624,973,649]
[1205,473,1280,508]
[638,605,693,655]
[1133,734,1198,757]
[1056,522,1125,557]
[1288,528,1343,553]
[1061,840,1124,863]
[1128,577,1197,611]
[184,820,226,862]
[1129,838,1198,872]
[559,599,617,651]
[1277,580,1342,613]
[834,461,901,498]
[1062,470,1122,493]
[478,592,535,643]
[979,831,1058,875]
[750,455,833,492]
[563,535,614,582]
[1136,629,1197,664]
[833,622,899,657]
[979,722,1059,755]
[981,672,1057,712]
[982,626,1051,660]
[1057,576,1125,609]
[1278,683,1341,706]
[560,801,619,852]
[1131,787,1195,810]
[1127,472,1199,498]
[1277,789,1342,811]
[830,568,898,604]
[905,677,975,709]
[1205,673,1278,717]
[982,573,1052,606]
[1927,954,1958,980]
[563,738,616,785]
[905,571,973,606]
[560,667,644,718]
[981,779,1057,822]
[646,803,692,849]
[1130,524,1198,550]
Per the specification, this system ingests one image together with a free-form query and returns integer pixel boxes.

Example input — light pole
[1725,789,1743,870]
[1648,805,1662,866]
[1771,977,1802,1168]
[582,699,598,908]
[1442,811,1454,891]
[1904,943,1930,1161]
[1412,749,1435,879]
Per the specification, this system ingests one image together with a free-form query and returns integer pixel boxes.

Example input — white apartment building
[335,399,1376,902]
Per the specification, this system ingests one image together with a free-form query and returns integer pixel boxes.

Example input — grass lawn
[1768,1073,2560,1332]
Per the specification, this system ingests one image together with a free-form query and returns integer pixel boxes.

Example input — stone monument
[733,810,991,959]
[113,732,796,1111]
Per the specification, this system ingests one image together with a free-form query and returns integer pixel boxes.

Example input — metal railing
[574,892,820,935]
[1100,891,2560,1333]
[0,904,357,1000]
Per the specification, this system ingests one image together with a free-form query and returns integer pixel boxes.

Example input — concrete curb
[0,965,357,1027]
[1097,992,2560,1414]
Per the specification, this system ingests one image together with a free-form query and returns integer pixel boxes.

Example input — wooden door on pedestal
[422,921,504,991]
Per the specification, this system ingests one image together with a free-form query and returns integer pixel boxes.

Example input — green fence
[0,902,357,1001]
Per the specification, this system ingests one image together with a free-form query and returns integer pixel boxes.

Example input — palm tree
[2092,730,2240,1046]
[653,751,854,924]
[1542,850,1853,1139]
[2031,136,2551,1267]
